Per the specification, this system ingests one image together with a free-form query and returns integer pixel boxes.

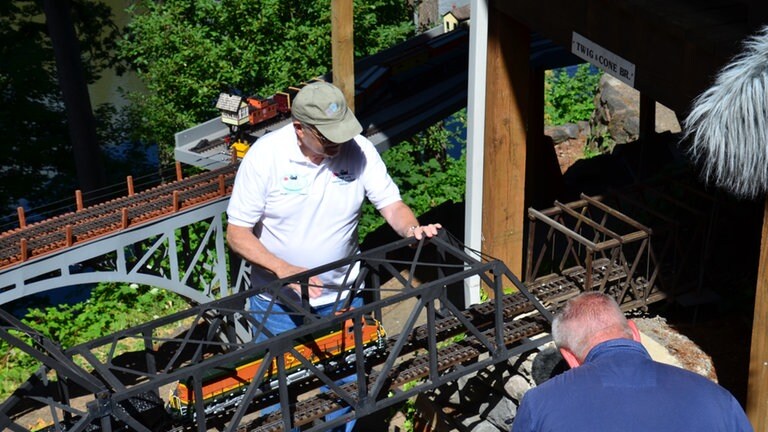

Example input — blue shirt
[512,339,753,432]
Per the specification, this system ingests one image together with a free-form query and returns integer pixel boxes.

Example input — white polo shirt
[227,124,402,306]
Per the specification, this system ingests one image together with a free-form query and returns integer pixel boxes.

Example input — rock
[544,125,572,144]
[503,374,531,402]
[457,375,492,408]
[479,394,517,430]
[588,74,681,153]
[458,416,502,432]
[634,316,717,382]
[544,122,587,145]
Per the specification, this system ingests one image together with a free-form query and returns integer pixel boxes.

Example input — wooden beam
[331,0,355,112]
[525,67,563,211]
[747,196,768,430]
[637,92,656,179]
[482,8,530,279]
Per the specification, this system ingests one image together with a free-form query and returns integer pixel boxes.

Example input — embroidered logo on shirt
[280,173,309,194]
[331,169,356,184]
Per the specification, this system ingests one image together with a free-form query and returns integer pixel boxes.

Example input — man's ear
[293,121,306,137]
[559,347,582,368]
[627,320,642,342]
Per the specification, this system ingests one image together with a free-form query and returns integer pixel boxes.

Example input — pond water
[87,0,144,109]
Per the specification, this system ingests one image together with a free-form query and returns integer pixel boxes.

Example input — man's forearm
[226,224,288,276]
[226,224,325,297]
[379,201,442,240]
[379,201,420,237]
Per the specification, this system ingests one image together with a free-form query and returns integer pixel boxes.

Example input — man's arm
[378,200,442,239]
[226,224,323,297]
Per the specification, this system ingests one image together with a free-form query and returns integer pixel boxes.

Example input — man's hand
[275,263,324,298]
[407,223,443,240]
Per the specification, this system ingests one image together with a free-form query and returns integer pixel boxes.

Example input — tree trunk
[43,0,105,203]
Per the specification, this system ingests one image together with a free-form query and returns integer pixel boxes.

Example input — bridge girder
[0,199,231,307]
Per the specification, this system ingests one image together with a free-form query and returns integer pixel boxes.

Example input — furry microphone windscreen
[682,25,768,199]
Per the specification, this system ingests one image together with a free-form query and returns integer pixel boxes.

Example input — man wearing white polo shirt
[226,81,440,431]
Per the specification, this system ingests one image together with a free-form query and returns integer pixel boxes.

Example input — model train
[215,79,321,158]
[211,26,469,159]
[166,313,387,420]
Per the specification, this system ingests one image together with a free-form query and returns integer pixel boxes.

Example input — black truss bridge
[0,232,558,432]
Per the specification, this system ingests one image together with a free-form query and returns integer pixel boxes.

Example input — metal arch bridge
[0,197,231,306]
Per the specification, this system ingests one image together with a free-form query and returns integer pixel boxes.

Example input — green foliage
[584,128,616,157]
[116,0,415,166]
[358,111,467,242]
[0,283,187,399]
[399,379,423,431]
[544,64,602,126]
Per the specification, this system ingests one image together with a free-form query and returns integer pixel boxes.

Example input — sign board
[571,32,636,87]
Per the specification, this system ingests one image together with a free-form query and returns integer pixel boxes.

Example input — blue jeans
[250,294,363,432]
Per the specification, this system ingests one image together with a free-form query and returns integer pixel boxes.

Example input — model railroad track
[29,285,576,432]
[189,115,292,156]
[189,135,231,155]
[177,292,556,432]
[238,316,546,432]
[0,164,239,269]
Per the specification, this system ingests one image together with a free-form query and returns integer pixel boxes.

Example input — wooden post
[331,0,355,111]
[75,190,83,211]
[482,9,530,281]
[175,161,183,181]
[525,67,563,211]
[746,196,768,430]
[17,206,26,229]
[127,175,134,196]
[173,191,180,212]
[638,93,656,179]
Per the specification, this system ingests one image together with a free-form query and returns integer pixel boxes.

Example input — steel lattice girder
[0,232,554,432]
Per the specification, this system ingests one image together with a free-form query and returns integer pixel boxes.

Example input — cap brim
[314,109,363,144]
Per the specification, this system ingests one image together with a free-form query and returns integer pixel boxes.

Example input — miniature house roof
[215,93,246,113]
[443,5,470,22]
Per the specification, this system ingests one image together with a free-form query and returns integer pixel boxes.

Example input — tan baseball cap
[291,82,362,144]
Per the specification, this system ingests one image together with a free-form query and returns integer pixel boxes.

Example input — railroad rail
[0,164,238,271]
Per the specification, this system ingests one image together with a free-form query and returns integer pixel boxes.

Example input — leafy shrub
[0,283,187,399]
[544,64,602,126]
[358,112,467,242]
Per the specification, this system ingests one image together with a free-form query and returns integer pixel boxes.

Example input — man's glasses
[304,125,335,146]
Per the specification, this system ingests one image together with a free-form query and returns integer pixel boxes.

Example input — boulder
[588,74,681,153]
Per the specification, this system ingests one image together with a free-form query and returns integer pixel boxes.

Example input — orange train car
[167,313,386,419]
